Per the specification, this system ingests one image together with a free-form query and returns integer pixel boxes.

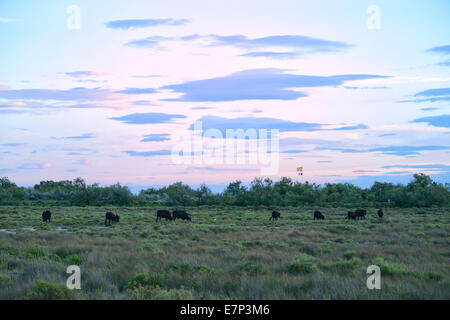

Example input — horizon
[1,0,449,188]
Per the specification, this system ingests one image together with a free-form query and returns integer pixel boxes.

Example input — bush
[25,245,46,259]
[343,250,357,260]
[374,257,414,276]
[128,285,195,300]
[325,257,362,273]
[25,280,72,300]
[234,262,266,276]
[170,263,191,276]
[0,273,12,288]
[287,254,318,274]
[126,272,166,290]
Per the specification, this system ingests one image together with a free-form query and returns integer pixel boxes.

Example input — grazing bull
[377,209,383,218]
[42,210,51,223]
[314,210,325,220]
[173,210,191,221]
[270,211,281,221]
[156,210,172,222]
[105,211,120,225]
[347,211,357,220]
[355,209,367,220]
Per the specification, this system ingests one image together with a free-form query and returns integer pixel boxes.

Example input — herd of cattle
[40,208,385,226]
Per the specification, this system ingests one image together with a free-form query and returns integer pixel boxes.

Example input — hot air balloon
[296,166,303,175]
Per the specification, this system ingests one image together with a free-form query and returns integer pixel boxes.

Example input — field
[0,206,449,300]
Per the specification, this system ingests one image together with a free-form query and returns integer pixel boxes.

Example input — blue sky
[0,0,449,190]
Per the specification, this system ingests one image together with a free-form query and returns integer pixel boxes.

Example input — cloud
[332,123,368,130]
[191,106,215,110]
[207,34,351,50]
[105,18,189,30]
[132,100,159,106]
[0,143,26,147]
[402,96,450,103]
[353,170,379,173]
[0,168,15,174]
[0,100,132,111]
[141,133,171,142]
[386,171,412,175]
[133,75,162,78]
[240,51,301,59]
[65,71,109,77]
[381,164,450,171]
[399,88,450,103]
[379,133,396,137]
[116,88,157,94]
[17,162,52,170]
[342,86,389,90]
[123,150,171,157]
[437,59,450,67]
[420,107,439,111]
[190,115,369,134]
[125,36,174,48]
[414,88,450,97]
[426,45,450,55]
[314,142,450,156]
[0,87,120,102]
[184,166,259,173]
[76,159,92,165]
[110,112,187,124]
[280,150,308,154]
[161,68,387,102]
[0,17,14,23]
[316,147,365,153]
[125,33,352,53]
[52,133,102,141]
[368,145,450,156]
[410,114,450,128]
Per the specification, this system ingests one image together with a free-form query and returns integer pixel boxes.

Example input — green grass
[0,205,449,299]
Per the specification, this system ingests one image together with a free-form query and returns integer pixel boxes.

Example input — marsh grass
[0,205,448,299]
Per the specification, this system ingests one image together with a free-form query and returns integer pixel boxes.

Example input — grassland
[0,206,449,299]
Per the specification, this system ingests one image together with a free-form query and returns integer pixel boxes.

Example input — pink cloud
[17,162,52,170]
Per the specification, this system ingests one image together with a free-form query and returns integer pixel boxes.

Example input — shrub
[325,257,363,273]
[170,263,191,275]
[234,262,266,276]
[128,285,195,300]
[0,273,12,288]
[198,266,225,275]
[421,271,442,281]
[126,272,166,290]
[343,250,357,260]
[287,254,318,274]
[25,280,72,300]
[25,245,46,259]
[66,255,86,265]
[374,257,414,276]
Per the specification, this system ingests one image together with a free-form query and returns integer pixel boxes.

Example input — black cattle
[314,210,325,220]
[377,209,383,218]
[156,210,172,222]
[105,211,120,225]
[173,210,191,221]
[347,211,357,220]
[42,210,51,223]
[355,209,367,220]
[270,211,281,221]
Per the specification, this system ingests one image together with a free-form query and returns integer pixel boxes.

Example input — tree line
[0,173,448,208]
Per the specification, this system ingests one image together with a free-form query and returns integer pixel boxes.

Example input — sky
[0,0,449,191]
